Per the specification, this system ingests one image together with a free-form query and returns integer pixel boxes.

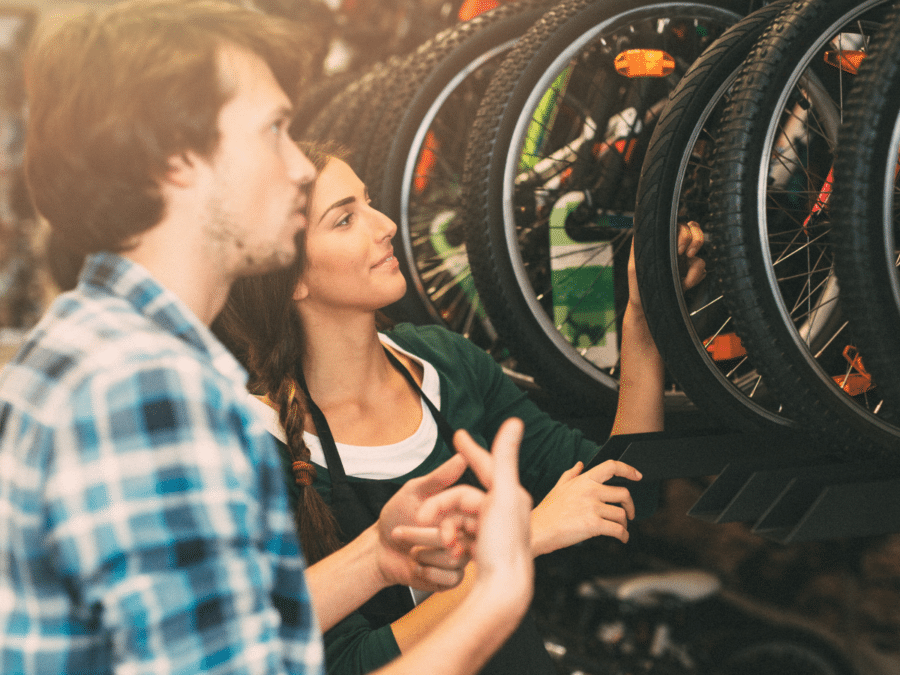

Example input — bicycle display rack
[598,429,900,543]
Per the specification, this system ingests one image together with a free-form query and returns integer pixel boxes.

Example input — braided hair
[214,140,348,563]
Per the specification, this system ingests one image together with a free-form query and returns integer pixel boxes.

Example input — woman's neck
[301,311,422,446]
[300,309,387,403]
[297,306,424,446]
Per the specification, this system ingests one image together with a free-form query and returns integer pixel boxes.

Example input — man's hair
[24,0,308,255]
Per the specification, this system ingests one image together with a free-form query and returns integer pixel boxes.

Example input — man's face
[199,46,315,278]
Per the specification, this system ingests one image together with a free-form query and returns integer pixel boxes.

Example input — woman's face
[294,157,407,312]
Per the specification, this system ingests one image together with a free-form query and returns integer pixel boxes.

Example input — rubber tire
[712,636,855,675]
[831,3,900,424]
[365,0,557,204]
[633,1,796,433]
[707,0,899,459]
[373,0,557,339]
[462,0,746,410]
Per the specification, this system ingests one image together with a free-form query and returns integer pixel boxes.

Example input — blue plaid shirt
[0,253,324,675]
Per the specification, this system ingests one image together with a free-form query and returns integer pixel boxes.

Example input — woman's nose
[374,209,397,241]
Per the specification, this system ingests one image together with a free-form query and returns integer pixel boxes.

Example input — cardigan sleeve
[386,323,657,517]
[386,324,602,502]
[323,613,401,675]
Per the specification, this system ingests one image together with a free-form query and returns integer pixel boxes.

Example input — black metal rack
[600,429,900,543]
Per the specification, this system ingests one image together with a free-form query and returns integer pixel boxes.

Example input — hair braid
[213,140,360,563]
[213,259,343,564]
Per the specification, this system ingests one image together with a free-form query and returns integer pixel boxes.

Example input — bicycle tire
[633,1,796,433]
[831,4,900,423]
[344,54,410,172]
[707,0,899,459]
[364,0,554,207]
[462,0,747,410]
[302,60,392,152]
[290,69,361,140]
[373,0,557,348]
[712,636,855,675]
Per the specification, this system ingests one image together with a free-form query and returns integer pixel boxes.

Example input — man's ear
[164,151,201,188]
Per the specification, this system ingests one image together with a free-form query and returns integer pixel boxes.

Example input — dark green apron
[300,348,555,675]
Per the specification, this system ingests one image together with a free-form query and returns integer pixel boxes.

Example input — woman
[214,142,705,675]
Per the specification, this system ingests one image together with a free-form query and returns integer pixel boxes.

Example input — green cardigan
[277,323,618,675]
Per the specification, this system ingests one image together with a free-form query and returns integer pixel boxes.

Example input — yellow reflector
[614,49,675,78]
[823,50,866,75]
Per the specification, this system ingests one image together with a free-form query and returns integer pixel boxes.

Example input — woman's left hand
[529,459,642,557]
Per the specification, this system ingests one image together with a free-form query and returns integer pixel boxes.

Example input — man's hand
[369,421,534,672]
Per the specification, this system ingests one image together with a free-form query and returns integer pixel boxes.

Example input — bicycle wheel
[831,4,900,424]
[462,0,747,410]
[372,0,556,352]
[633,1,797,433]
[712,636,855,675]
[707,0,899,458]
[302,59,397,153]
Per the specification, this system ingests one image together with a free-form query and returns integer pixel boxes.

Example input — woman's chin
[378,279,409,310]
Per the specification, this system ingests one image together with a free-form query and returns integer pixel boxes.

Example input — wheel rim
[501,4,742,388]
[883,109,900,317]
[753,1,900,434]
[398,42,515,352]
[664,64,790,423]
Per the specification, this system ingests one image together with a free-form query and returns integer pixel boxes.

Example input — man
[0,2,533,673]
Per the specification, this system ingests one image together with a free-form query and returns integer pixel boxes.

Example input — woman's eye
[336,213,353,228]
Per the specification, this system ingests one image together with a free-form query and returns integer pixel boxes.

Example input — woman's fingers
[585,459,643,483]
[415,484,485,527]
[677,220,707,289]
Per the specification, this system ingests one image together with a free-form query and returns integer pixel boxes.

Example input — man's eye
[272,118,290,135]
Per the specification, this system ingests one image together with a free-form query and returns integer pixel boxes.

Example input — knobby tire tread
[462,0,744,410]
[831,3,900,424]
[707,0,898,459]
[633,0,794,433]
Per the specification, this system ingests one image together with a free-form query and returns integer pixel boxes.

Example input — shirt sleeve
[454,335,659,517]
[432,326,602,502]
[44,356,323,674]
[322,613,401,675]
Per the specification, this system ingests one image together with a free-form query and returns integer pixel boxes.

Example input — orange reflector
[833,345,874,396]
[823,50,866,75]
[802,166,834,234]
[833,373,875,397]
[705,333,747,361]
[614,49,675,78]
[414,131,439,194]
[457,0,500,21]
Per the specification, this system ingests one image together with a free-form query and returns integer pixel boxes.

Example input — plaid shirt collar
[78,251,247,388]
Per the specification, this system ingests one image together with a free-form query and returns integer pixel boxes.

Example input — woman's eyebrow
[320,195,356,223]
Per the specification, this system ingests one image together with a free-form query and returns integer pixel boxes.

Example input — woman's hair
[214,140,350,563]
[25,0,310,257]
